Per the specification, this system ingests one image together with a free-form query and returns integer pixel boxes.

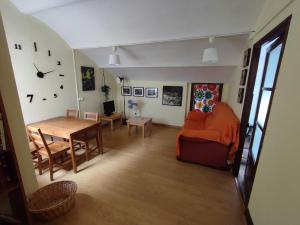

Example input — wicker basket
[28,181,77,220]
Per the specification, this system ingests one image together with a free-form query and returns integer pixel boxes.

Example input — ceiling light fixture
[109,46,120,65]
[202,37,219,64]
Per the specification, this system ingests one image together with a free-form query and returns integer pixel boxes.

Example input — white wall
[74,50,118,116]
[0,0,78,124]
[247,0,300,225]
[118,80,188,127]
[108,66,239,126]
[0,11,37,195]
[226,61,247,119]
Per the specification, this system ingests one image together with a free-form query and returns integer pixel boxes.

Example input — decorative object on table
[202,37,219,63]
[240,69,248,86]
[128,99,138,117]
[81,66,95,91]
[101,70,110,101]
[121,86,132,96]
[117,77,128,125]
[190,83,223,112]
[28,181,77,220]
[162,86,183,106]
[243,48,251,67]
[133,87,144,97]
[103,100,115,116]
[145,87,158,98]
[237,88,245,104]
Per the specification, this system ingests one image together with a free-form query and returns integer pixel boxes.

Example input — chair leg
[37,154,43,175]
[85,142,90,161]
[49,158,54,181]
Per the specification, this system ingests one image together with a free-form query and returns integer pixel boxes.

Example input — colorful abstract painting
[191,83,222,112]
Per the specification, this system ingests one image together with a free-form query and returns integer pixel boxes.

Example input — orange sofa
[176,102,240,168]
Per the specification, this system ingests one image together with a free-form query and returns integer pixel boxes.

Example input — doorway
[233,16,292,205]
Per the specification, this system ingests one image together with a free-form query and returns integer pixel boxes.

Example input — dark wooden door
[234,16,292,205]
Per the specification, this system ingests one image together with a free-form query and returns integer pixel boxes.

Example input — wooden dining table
[27,117,103,173]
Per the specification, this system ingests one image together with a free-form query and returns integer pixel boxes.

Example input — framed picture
[190,83,223,112]
[81,66,95,91]
[243,48,251,67]
[145,88,158,98]
[237,88,245,104]
[133,87,144,97]
[162,86,183,106]
[121,86,132,96]
[240,69,248,86]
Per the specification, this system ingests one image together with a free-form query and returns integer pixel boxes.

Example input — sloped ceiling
[80,35,247,68]
[9,0,264,49]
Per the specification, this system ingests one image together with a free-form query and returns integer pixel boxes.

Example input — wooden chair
[27,131,54,175]
[83,112,99,122]
[70,123,103,161]
[66,109,79,119]
[27,127,70,181]
[28,140,43,175]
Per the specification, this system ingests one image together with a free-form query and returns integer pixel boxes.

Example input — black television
[103,100,115,116]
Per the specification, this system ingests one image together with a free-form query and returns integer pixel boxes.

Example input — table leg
[142,125,145,138]
[128,124,131,136]
[69,136,77,173]
[98,127,103,154]
[110,120,114,130]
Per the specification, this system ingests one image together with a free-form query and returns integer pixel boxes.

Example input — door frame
[232,16,292,180]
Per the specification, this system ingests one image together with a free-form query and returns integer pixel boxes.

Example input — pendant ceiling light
[109,46,120,65]
[202,37,219,64]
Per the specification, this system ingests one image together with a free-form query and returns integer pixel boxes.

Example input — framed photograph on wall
[121,86,132,96]
[190,83,223,112]
[237,88,245,104]
[243,48,251,67]
[81,66,95,91]
[240,69,248,86]
[162,86,183,106]
[133,87,144,97]
[145,88,158,98]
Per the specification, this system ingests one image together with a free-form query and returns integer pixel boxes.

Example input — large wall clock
[26,41,65,103]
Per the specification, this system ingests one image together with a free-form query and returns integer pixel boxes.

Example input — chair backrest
[27,126,51,156]
[83,112,99,122]
[66,109,79,119]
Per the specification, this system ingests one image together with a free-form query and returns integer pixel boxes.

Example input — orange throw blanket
[176,103,240,160]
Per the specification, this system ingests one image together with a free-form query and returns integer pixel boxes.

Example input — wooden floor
[35,125,246,225]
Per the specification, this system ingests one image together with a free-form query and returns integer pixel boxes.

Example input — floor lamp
[118,76,127,125]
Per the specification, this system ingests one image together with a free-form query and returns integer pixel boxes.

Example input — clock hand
[43,70,55,75]
[34,64,40,72]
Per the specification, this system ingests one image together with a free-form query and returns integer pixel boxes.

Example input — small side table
[127,117,152,138]
[100,113,122,130]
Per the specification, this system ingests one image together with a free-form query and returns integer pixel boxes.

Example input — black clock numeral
[42,98,47,101]
[15,43,22,50]
[59,74,64,77]
[54,94,58,98]
[57,61,61,66]
[48,50,51,56]
[60,85,64,89]
[27,94,34,103]
[34,42,37,52]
